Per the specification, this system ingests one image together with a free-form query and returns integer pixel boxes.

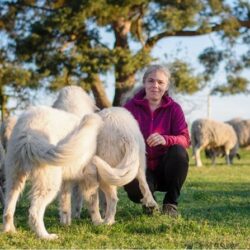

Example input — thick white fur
[91,107,158,224]
[52,85,98,117]
[0,116,18,207]
[3,105,103,240]
[95,107,147,186]
[0,116,18,150]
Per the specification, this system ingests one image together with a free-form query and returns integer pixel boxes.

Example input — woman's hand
[146,133,166,147]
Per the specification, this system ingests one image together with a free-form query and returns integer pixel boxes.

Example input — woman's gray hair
[142,64,171,84]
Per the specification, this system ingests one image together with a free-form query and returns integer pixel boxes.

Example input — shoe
[162,204,178,218]
[142,205,155,216]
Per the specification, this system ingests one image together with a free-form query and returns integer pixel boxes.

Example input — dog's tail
[15,113,103,170]
[92,140,140,187]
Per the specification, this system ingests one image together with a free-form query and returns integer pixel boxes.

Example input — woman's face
[144,70,169,102]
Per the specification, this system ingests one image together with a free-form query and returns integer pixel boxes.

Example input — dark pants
[124,145,189,206]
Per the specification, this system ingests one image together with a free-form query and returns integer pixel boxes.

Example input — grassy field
[0,149,249,249]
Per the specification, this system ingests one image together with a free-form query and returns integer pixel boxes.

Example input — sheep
[191,118,238,167]
[227,118,250,148]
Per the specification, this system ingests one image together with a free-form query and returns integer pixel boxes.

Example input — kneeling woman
[124,64,190,217]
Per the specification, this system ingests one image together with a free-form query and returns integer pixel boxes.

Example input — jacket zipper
[148,109,154,157]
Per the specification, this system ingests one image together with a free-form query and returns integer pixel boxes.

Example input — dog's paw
[41,233,58,240]
[3,227,16,234]
[141,198,158,209]
[3,214,16,233]
[60,215,71,225]
[3,224,16,233]
[72,211,81,219]
[153,204,160,212]
[104,219,115,225]
[93,218,104,226]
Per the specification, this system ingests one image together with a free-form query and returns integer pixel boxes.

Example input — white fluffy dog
[3,96,103,239]
[52,85,99,117]
[93,107,158,224]
[52,86,103,226]
[66,107,158,225]
[1,87,103,233]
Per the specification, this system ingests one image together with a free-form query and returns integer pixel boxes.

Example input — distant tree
[0,50,39,120]
[0,0,249,115]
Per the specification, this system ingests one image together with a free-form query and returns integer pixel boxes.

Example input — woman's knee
[124,179,143,204]
[167,145,189,163]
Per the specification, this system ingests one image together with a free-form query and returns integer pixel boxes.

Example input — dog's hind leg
[81,182,103,225]
[80,164,103,225]
[71,182,83,220]
[59,180,72,225]
[29,166,62,240]
[3,170,28,233]
[99,182,118,225]
[136,166,158,210]
[99,189,107,218]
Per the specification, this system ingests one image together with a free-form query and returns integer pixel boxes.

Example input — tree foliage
[0,49,38,120]
[0,0,250,118]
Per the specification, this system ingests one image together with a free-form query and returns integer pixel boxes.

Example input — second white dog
[65,107,158,225]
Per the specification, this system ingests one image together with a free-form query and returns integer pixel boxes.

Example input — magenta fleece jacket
[124,89,190,171]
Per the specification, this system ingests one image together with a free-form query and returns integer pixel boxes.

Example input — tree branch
[6,2,62,12]
[238,20,250,28]
[145,18,250,50]
[91,74,111,108]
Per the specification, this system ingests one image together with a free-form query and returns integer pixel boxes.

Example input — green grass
[0,149,250,249]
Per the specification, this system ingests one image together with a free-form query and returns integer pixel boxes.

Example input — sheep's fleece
[191,118,238,167]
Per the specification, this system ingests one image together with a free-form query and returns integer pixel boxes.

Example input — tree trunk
[112,18,136,106]
[91,74,111,109]
[113,73,135,106]
[0,85,8,122]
